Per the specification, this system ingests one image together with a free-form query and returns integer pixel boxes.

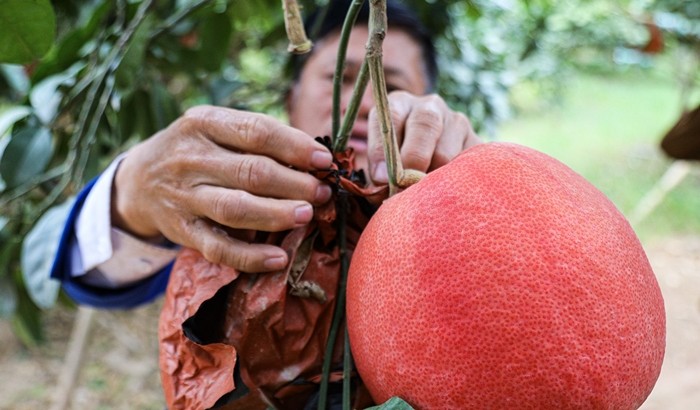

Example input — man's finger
[189,218,289,272]
[189,186,315,233]
[182,105,333,171]
[196,151,332,205]
[400,95,446,172]
[431,111,473,170]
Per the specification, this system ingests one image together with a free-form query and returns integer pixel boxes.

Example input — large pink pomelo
[346,142,665,409]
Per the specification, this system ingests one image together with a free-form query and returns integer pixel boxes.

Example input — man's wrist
[110,154,161,239]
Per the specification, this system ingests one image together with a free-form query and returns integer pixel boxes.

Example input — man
[50,0,481,407]
[50,0,480,307]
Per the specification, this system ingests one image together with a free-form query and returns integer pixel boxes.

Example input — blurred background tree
[0,0,698,346]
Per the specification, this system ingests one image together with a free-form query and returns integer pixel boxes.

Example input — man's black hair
[289,0,438,91]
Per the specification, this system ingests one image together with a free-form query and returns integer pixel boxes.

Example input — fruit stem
[366,0,425,194]
[318,191,351,410]
[282,0,313,54]
[342,329,354,409]
[331,0,367,146]
[333,59,369,153]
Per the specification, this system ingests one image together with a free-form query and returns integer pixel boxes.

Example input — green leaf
[115,15,155,90]
[0,224,20,317]
[11,283,43,346]
[197,10,233,72]
[31,0,112,82]
[366,397,415,410]
[0,125,53,189]
[21,199,74,309]
[0,105,32,137]
[29,66,80,124]
[0,0,57,64]
[0,216,8,234]
[149,81,180,131]
[118,88,155,141]
[0,231,20,280]
[0,276,18,317]
[0,64,30,96]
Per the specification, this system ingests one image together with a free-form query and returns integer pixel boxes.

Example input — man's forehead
[311,27,423,68]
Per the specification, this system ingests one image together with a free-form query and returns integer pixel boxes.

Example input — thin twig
[73,74,117,184]
[342,328,353,409]
[29,0,154,227]
[0,165,67,208]
[149,0,213,41]
[74,0,152,164]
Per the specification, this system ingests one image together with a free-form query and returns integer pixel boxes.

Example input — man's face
[287,25,428,170]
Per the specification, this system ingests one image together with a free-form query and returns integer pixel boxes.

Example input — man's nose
[341,84,374,120]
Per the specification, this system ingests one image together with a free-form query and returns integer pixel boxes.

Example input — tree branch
[366,0,424,195]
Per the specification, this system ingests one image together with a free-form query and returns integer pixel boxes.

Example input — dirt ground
[0,234,698,410]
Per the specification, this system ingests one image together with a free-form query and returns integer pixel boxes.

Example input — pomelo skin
[346,142,665,410]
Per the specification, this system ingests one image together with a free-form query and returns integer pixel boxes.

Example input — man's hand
[366,91,482,184]
[112,105,333,273]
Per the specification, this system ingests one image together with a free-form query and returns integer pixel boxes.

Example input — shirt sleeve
[73,154,179,288]
[50,155,177,309]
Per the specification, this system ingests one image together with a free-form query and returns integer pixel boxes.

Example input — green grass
[496,70,700,241]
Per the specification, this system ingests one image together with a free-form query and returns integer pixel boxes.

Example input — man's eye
[386,84,401,93]
[325,73,356,85]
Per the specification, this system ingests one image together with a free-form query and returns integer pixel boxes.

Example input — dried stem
[366,0,424,195]
[282,0,313,54]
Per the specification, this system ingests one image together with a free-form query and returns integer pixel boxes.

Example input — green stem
[70,0,152,183]
[73,74,116,184]
[331,0,366,144]
[0,166,66,208]
[309,0,331,40]
[342,328,354,409]
[149,0,213,41]
[318,192,351,410]
[333,58,369,153]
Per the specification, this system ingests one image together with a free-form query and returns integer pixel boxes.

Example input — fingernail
[373,161,389,184]
[315,184,332,203]
[264,255,288,270]
[311,150,333,169]
[295,203,313,225]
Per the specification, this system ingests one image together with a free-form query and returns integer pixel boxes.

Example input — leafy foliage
[0,0,697,345]
[0,0,56,64]
[366,397,414,409]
